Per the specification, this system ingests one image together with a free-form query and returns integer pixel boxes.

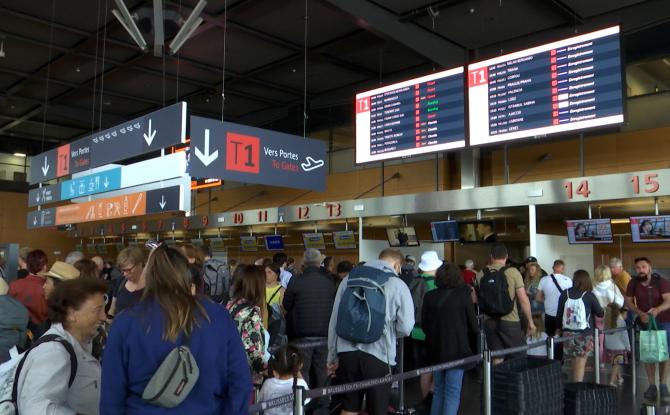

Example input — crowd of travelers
[0,241,667,414]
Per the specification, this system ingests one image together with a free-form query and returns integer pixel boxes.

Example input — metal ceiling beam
[320,0,465,67]
[0,114,89,132]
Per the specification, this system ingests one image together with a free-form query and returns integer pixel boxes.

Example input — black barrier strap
[291,339,329,349]
[489,338,546,358]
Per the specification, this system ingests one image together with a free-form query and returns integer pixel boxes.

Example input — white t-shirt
[258,377,310,415]
[527,332,548,357]
[538,273,573,317]
[280,268,293,289]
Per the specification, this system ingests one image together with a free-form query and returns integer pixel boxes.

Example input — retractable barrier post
[547,335,555,360]
[594,327,600,384]
[293,385,304,415]
[630,326,637,397]
[483,350,492,415]
[397,339,406,412]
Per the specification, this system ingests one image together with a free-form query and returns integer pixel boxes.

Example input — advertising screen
[468,26,623,146]
[303,233,326,250]
[458,220,497,243]
[265,235,285,251]
[630,216,670,243]
[355,67,465,163]
[386,227,420,247]
[566,219,613,244]
[240,236,258,252]
[430,220,460,242]
[333,231,357,249]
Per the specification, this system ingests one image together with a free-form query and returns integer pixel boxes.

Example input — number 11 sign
[189,116,327,192]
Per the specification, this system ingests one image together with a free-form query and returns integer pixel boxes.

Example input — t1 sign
[189,117,327,192]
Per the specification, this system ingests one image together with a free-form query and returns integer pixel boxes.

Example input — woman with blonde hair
[524,262,544,314]
[101,244,251,414]
[591,264,624,365]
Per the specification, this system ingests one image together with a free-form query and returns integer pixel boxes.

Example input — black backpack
[266,287,287,353]
[409,276,434,328]
[202,259,230,304]
[477,266,515,318]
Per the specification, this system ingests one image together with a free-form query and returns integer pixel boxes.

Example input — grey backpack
[142,344,199,408]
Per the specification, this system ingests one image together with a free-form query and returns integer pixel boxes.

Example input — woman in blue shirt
[101,244,251,414]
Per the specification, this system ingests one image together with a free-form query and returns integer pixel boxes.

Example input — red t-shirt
[626,276,670,323]
[8,274,48,325]
[463,269,477,286]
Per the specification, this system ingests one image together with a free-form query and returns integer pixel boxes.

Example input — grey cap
[304,248,324,265]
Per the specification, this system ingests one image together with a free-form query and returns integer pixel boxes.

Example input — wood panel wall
[0,192,76,262]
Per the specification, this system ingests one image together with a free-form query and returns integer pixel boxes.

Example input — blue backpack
[336,266,390,344]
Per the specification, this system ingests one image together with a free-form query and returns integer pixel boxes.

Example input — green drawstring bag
[640,315,670,363]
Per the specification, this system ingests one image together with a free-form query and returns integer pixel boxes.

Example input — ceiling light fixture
[13,153,26,158]
[169,0,207,55]
[610,218,631,224]
[0,41,5,59]
[112,0,148,51]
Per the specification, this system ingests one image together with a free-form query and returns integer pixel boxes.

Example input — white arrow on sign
[103,177,110,189]
[41,156,50,176]
[159,195,167,210]
[143,118,157,146]
[194,129,219,166]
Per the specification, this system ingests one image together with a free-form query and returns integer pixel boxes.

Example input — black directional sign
[146,185,181,214]
[189,117,327,192]
[29,149,57,184]
[28,184,61,208]
[90,102,186,167]
[68,137,93,174]
[27,208,56,229]
[29,102,187,184]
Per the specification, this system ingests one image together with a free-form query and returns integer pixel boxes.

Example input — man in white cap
[410,250,444,401]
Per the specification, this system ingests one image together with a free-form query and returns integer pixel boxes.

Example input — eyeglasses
[120,264,138,274]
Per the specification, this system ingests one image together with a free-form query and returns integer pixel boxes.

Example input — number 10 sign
[189,117,327,192]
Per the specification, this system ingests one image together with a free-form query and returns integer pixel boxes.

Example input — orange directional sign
[55,192,147,225]
[27,185,183,228]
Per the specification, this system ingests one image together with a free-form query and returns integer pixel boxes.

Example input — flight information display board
[468,26,623,146]
[355,67,465,163]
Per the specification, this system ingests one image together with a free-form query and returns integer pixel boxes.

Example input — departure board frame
[467,26,624,147]
[355,67,466,164]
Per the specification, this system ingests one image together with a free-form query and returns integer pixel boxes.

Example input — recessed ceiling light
[75,67,81,72]
[484,208,500,212]
[13,153,26,158]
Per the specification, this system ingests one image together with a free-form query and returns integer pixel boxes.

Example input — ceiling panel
[14,82,72,101]
[415,0,566,49]
[59,91,155,118]
[10,121,84,140]
[0,13,83,48]
[227,81,300,104]
[368,0,453,15]
[178,26,297,74]
[560,0,646,19]
[230,0,360,48]
[317,31,427,74]
[257,60,370,94]
[101,69,200,104]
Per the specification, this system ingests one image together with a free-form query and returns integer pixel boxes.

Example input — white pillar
[529,204,537,257]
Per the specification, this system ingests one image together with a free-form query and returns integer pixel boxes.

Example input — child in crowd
[258,344,310,415]
[527,313,548,357]
[605,303,631,387]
